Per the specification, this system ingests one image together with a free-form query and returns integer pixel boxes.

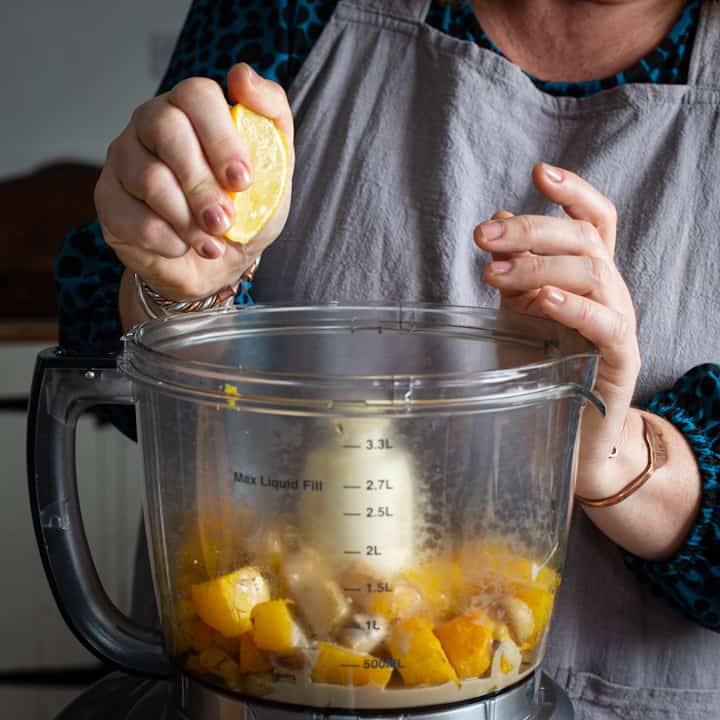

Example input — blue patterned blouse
[55,0,719,630]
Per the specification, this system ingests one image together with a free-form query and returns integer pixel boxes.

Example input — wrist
[130,256,260,320]
[575,407,700,559]
[575,408,648,500]
[134,272,238,319]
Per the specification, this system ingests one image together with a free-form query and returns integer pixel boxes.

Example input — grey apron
[251,0,720,717]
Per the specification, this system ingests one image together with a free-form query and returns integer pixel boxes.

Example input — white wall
[0,1,191,178]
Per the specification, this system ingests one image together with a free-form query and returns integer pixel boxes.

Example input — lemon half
[224,104,289,244]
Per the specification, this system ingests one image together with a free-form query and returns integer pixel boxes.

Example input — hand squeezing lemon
[224,103,290,244]
[97,64,294,311]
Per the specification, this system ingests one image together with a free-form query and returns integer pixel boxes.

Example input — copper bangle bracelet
[575,416,660,508]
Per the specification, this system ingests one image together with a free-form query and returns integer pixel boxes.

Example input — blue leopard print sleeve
[625,365,720,632]
[56,219,125,354]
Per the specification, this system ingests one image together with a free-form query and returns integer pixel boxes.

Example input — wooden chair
[0,162,100,340]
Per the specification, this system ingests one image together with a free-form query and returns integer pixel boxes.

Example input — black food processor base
[56,671,573,719]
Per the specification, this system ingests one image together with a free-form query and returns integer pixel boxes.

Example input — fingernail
[544,165,563,183]
[226,161,252,189]
[479,221,505,241]
[490,260,512,275]
[202,205,230,234]
[246,64,258,85]
[198,237,225,260]
[546,288,566,305]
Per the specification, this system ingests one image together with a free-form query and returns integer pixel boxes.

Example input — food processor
[27,304,603,719]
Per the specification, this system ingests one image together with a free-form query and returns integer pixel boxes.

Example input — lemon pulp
[224,104,289,244]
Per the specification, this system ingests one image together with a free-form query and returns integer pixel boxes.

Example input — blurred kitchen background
[0,2,190,717]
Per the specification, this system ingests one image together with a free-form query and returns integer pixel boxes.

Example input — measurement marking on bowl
[343,512,362,517]
[365,438,393,450]
[342,444,362,449]
[343,587,362,592]
[366,479,393,491]
[366,506,394,518]
[343,485,361,489]
[365,658,402,668]
[344,550,362,555]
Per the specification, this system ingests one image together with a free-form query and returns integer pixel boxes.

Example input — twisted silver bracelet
[134,257,260,319]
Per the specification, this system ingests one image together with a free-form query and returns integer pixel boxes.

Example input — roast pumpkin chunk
[311,642,393,687]
[190,566,270,638]
[388,617,458,686]
[434,612,494,679]
[251,599,306,654]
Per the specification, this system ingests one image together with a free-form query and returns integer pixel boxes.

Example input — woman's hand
[474,163,641,500]
[95,63,294,304]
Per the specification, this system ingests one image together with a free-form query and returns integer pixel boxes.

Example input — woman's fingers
[97,172,236,300]
[476,209,616,306]
[483,253,617,305]
[532,163,618,252]
[475,213,609,259]
[536,286,641,379]
[134,91,237,238]
[95,170,190,260]
[484,210,538,306]
[109,134,226,259]
[168,76,254,190]
[485,210,524,261]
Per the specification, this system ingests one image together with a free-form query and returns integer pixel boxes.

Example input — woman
[56,0,720,717]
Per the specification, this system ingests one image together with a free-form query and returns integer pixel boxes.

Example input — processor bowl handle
[571,383,606,416]
[27,348,172,677]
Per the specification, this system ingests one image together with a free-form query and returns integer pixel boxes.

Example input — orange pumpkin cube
[434,613,494,679]
[190,566,270,638]
[251,599,306,654]
[388,617,458,686]
[311,642,393,687]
